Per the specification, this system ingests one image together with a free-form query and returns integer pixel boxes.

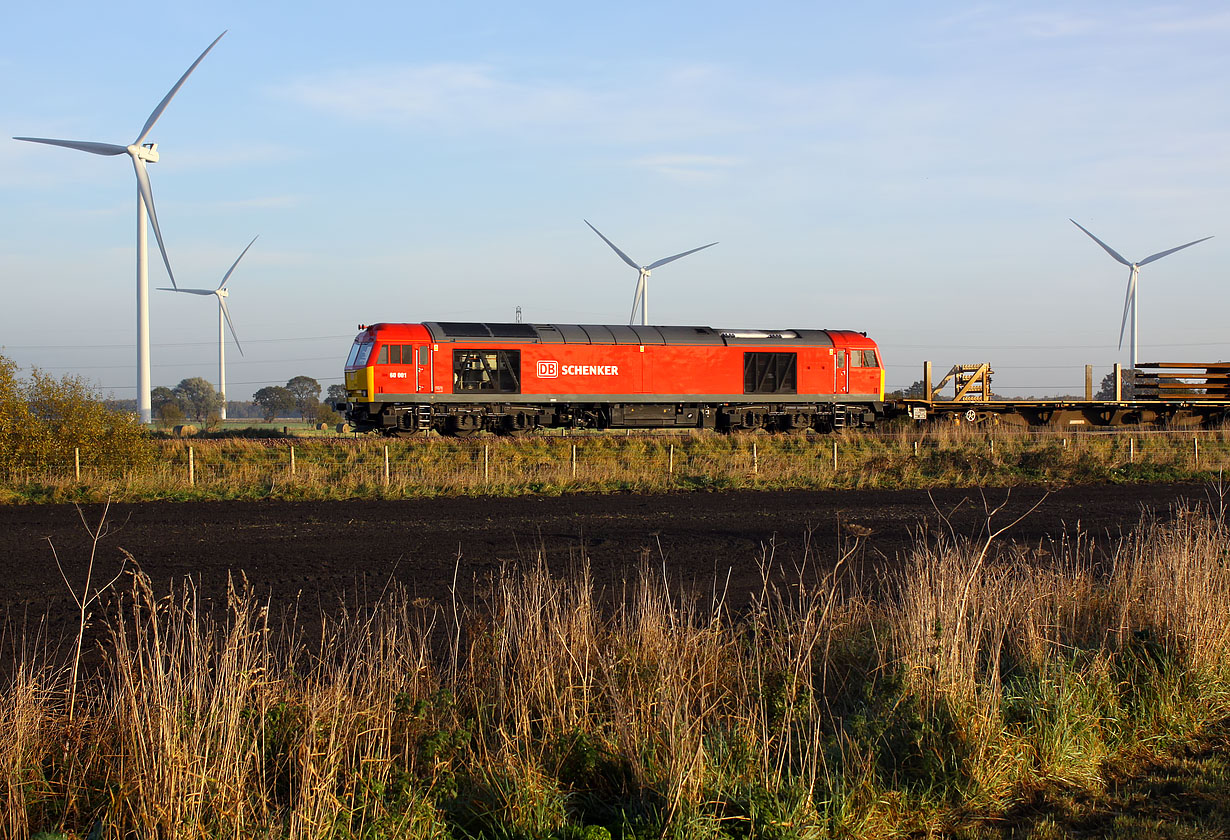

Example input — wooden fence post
[669,443,674,476]
[1194,436,1199,466]
[383,445,390,486]
[1129,437,1135,463]
[752,442,758,475]
[74,447,80,481]
[833,440,838,470]
[484,445,490,482]
[189,446,195,487]
[290,445,296,476]
[571,444,577,479]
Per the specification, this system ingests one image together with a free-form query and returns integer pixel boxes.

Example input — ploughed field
[0,482,1208,650]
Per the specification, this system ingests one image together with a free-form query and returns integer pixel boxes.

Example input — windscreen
[347,339,375,368]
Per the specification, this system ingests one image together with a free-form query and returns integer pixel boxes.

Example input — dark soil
[0,482,1211,657]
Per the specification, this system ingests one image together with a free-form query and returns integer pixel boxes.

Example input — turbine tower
[1070,219,1212,371]
[584,220,717,326]
[159,236,256,421]
[14,31,227,424]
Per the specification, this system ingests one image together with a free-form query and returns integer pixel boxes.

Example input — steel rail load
[893,361,1230,429]
[337,321,885,436]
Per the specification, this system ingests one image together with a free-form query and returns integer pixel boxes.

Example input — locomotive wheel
[781,413,813,435]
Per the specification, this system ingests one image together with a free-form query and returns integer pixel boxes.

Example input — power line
[1,334,354,351]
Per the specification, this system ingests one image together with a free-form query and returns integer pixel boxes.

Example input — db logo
[537,360,558,378]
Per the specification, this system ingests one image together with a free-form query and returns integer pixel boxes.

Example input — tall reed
[3,503,1229,838]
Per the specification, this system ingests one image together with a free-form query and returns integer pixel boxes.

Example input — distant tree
[326,383,348,405]
[1096,370,1135,400]
[150,386,176,416]
[887,379,928,400]
[157,401,185,428]
[173,378,223,422]
[252,386,295,422]
[286,376,322,419]
[314,401,341,425]
[224,400,263,420]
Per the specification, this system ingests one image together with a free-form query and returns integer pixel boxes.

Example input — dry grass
[3,500,1230,838]
[3,427,1230,503]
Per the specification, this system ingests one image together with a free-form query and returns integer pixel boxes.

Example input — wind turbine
[1070,219,1212,371]
[159,236,256,421]
[584,220,717,326]
[14,31,227,424]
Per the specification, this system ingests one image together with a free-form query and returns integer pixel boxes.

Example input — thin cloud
[273,61,752,144]
[276,63,588,129]
[629,153,740,181]
[210,194,305,210]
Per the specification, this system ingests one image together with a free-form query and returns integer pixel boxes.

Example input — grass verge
[4,426,1230,503]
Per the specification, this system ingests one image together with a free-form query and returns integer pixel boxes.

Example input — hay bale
[336,423,352,434]
[173,424,198,437]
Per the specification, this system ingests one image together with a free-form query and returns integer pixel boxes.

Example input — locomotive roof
[420,321,868,347]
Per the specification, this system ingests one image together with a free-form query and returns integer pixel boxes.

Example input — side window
[743,352,797,394]
[377,345,388,364]
[453,349,521,393]
[390,345,402,365]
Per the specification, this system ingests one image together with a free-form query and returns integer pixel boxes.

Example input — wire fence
[4,427,1230,498]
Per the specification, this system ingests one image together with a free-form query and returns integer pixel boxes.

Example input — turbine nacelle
[12,31,226,424]
[132,143,159,163]
[1070,218,1213,368]
[584,219,717,326]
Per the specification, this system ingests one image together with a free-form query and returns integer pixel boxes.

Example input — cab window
[854,350,878,367]
[354,342,374,366]
[345,341,362,367]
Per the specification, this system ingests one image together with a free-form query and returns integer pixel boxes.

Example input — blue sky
[2,2,1227,400]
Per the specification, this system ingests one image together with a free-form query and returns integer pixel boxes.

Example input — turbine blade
[219,235,259,289]
[134,31,227,146]
[1137,235,1214,266]
[13,137,126,156]
[629,273,645,325]
[160,288,214,295]
[584,220,641,271]
[1070,219,1131,267]
[1118,268,1136,350]
[132,156,176,288]
[646,241,718,270]
[219,296,243,355]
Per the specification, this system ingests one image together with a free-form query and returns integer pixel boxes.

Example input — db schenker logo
[537,360,558,378]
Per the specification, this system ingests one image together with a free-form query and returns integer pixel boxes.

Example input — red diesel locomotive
[338,321,885,435]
